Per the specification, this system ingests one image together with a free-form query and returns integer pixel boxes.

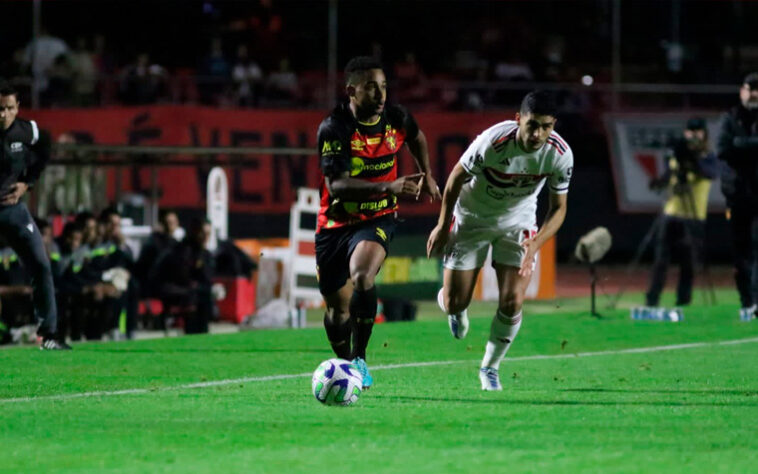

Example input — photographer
[717,73,758,319]
[646,118,718,308]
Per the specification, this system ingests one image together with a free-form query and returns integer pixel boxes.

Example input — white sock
[480,310,522,370]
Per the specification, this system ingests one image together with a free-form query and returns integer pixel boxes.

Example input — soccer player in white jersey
[427,91,573,391]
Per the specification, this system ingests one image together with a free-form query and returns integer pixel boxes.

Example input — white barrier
[287,188,322,328]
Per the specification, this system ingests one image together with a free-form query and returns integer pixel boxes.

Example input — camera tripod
[608,174,717,309]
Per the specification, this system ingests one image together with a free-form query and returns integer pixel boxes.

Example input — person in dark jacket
[0,85,67,349]
[716,72,758,320]
[151,218,215,334]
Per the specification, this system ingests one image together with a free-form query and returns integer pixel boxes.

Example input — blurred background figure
[231,44,263,107]
[717,72,758,320]
[119,53,168,105]
[151,218,215,334]
[646,118,718,308]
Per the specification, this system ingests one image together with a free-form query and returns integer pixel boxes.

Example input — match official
[0,86,68,349]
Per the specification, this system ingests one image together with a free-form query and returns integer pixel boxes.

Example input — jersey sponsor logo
[483,167,549,189]
[349,155,396,177]
[351,139,365,151]
[486,185,506,199]
[321,140,342,155]
[366,137,381,145]
[342,196,395,214]
[10,142,23,152]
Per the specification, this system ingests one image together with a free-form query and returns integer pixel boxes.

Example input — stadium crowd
[2,0,752,111]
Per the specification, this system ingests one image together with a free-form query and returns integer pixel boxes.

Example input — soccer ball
[311,358,363,406]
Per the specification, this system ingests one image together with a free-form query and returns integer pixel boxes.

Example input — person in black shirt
[716,73,758,320]
[134,209,180,296]
[151,218,215,334]
[315,56,441,388]
[0,85,67,349]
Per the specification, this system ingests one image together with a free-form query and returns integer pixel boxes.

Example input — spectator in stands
[231,44,264,107]
[393,52,429,105]
[265,57,298,105]
[52,221,84,342]
[151,218,215,334]
[119,53,168,105]
[199,38,231,106]
[44,53,74,106]
[92,34,117,105]
[22,25,70,100]
[134,209,180,297]
[0,49,30,102]
[70,37,97,106]
[78,208,133,339]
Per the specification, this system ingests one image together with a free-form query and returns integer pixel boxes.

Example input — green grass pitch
[3,289,758,473]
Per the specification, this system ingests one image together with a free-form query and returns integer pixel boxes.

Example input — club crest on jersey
[386,134,397,151]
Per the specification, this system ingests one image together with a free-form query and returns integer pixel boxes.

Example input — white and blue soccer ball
[311,358,363,406]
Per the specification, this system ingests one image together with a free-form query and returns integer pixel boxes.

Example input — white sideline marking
[3,336,758,404]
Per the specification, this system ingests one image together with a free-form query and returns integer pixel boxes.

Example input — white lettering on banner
[603,114,725,213]
[207,167,229,251]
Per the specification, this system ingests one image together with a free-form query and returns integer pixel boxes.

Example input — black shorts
[315,214,397,295]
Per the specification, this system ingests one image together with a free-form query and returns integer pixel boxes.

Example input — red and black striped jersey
[316,102,418,232]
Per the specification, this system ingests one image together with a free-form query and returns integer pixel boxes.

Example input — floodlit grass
[2,289,757,473]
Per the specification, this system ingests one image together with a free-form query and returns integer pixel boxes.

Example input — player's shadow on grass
[563,388,758,397]
[375,395,758,407]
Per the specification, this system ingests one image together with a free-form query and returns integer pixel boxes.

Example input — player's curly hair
[344,56,383,85]
[520,90,558,117]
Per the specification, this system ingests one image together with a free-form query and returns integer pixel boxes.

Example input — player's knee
[326,306,350,324]
[350,270,375,291]
[498,291,524,316]
[444,293,470,314]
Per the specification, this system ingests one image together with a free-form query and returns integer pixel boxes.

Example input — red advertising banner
[33,106,513,214]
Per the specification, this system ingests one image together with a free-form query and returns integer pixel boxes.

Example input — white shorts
[442,219,537,271]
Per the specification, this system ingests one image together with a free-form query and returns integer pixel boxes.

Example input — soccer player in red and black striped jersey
[316,56,441,388]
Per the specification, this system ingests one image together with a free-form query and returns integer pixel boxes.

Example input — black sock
[349,286,377,360]
[323,314,352,359]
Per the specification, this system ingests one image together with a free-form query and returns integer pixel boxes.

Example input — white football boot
[438,288,469,339]
[479,367,502,391]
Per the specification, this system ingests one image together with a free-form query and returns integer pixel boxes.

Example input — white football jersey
[455,120,573,229]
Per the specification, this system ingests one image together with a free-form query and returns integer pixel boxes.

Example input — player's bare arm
[406,130,441,202]
[427,162,469,258]
[519,192,568,277]
[326,171,425,200]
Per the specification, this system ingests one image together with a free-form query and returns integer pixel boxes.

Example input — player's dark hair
[74,211,95,227]
[520,90,558,117]
[743,72,758,89]
[344,56,383,85]
[98,207,120,224]
[61,221,83,237]
[158,208,177,222]
[0,85,19,100]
